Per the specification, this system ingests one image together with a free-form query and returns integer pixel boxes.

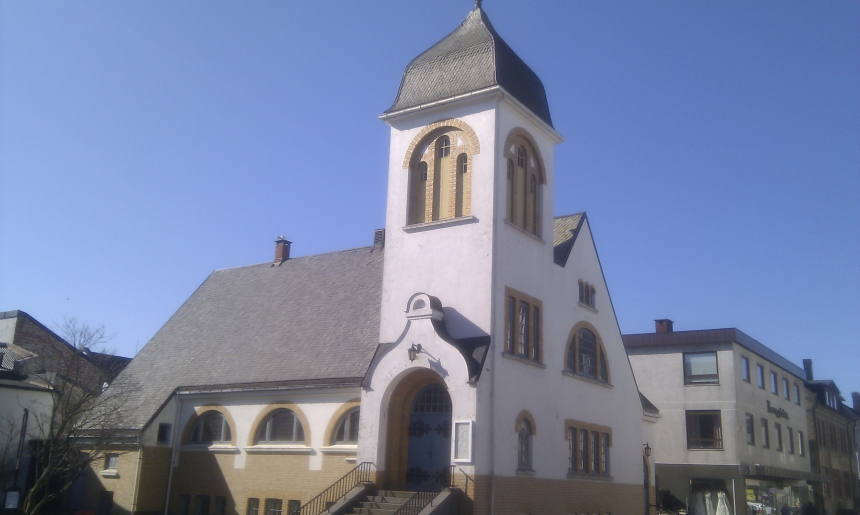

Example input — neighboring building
[801,360,859,515]
[850,393,860,514]
[90,5,655,515]
[624,321,826,515]
[0,309,127,511]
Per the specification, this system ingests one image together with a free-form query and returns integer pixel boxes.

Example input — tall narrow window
[529,174,538,234]
[567,427,577,473]
[771,371,778,394]
[757,365,765,388]
[518,301,529,357]
[578,329,596,378]
[578,428,588,472]
[590,431,600,473]
[761,418,770,448]
[598,348,608,383]
[745,414,755,445]
[741,356,750,382]
[432,137,451,221]
[531,306,540,361]
[411,162,428,224]
[775,423,783,451]
[798,431,804,456]
[265,499,282,515]
[794,384,801,405]
[507,296,516,353]
[516,146,527,227]
[455,154,467,217]
[517,419,532,470]
[783,378,790,399]
[247,499,260,515]
[788,427,794,454]
[506,159,515,222]
[601,433,610,476]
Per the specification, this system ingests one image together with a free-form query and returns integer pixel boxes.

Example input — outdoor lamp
[408,343,422,362]
[644,442,652,457]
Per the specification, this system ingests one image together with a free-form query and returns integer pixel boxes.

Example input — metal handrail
[391,467,453,515]
[289,461,374,515]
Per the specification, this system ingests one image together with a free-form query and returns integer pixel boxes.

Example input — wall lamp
[644,442,652,457]
[408,343,423,362]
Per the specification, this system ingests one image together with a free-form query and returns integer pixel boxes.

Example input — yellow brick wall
[82,447,141,515]
[166,451,354,515]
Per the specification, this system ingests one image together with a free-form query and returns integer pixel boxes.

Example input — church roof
[385,7,553,128]
[110,246,384,430]
[553,213,585,266]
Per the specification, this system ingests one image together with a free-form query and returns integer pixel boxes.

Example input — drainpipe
[488,96,502,515]
[163,390,182,515]
[131,437,144,514]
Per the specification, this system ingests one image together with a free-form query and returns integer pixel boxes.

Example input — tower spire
[475,0,482,10]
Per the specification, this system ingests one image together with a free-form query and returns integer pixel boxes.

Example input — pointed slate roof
[110,246,384,430]
[386,7,553,128]
[553,213,585,266]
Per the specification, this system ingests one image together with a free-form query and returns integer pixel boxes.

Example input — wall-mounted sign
[453,420,473,463]
[766,400,789,420]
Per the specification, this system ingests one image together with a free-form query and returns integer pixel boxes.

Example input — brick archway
[383,368,448,490]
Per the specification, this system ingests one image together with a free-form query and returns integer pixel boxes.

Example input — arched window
[256,409,305,444]
[188,411,231,444]
[412,384,452,414]
[517,419,532,469]
[505,139,541,237]
[407,130,472,225]
[332,408,360,444]
[567,327,610,384]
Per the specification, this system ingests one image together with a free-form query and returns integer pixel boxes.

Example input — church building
[89,4,654,515]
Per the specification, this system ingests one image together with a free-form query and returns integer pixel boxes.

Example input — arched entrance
[405,384,452,490]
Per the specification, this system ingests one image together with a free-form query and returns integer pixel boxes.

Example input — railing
[391,467,453,515]
[289,461,374,515]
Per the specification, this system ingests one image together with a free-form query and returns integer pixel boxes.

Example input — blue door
[406,384,452,490]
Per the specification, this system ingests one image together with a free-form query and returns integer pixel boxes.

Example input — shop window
[741,356,750,382]
[256,409,305,444]
[504,288,542,363]
[686,410,722,449]
[745,414,755,445]
[188,411,231,444]
[690,479,734,515]
[683,352,718,385]
[246,499,259,515]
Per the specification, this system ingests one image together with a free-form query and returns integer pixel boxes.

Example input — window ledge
[504,220,545,243]
[403,216,477,232]
[516,467,536,476]
[320,445,358,455]
[684,382,720,387]
[100,470,119,478]
[577,302,598,313]
[562,370,612,388]
[502,352,546,369]
[686,447,724,452]
[181,444,239,454]
[245,445,313,455]
[567,471,613,482]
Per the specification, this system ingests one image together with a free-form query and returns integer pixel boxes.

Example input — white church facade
[87,5,655,515]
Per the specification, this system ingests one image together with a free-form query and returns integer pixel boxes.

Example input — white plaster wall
[0,385,54,491]
[0,317,16,343]
[171,388,361,471]
[142,395,180,447]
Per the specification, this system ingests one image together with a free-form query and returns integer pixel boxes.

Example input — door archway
[406,384,452,490]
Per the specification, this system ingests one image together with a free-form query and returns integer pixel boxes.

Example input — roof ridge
[214,245,380,272]
[554,211,586,219]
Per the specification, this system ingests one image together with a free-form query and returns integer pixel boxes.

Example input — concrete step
[376,490,414,499]
[349,507,400,515]
[358,501,406,510]
[366,495,412,504]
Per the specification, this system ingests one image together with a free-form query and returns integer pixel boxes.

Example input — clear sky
[2,2,858,396]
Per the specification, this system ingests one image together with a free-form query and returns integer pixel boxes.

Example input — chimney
[274,236,291,264]
[374,228,385,249]
[852,392,860,410]
[803,359,814,381]
[655,319,674,333]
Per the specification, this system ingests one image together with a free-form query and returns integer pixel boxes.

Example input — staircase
[343,490,414,515]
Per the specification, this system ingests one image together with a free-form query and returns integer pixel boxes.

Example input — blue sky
[2,1,858,396]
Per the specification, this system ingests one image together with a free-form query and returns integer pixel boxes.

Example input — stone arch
[246,401,312,446]
[181,404,238,446]
[383,368,448,490]
[402,118,480,169]
[564,320,611,384]
[323,398,361,446]
[503,127,546,184]
[514,409,537,435]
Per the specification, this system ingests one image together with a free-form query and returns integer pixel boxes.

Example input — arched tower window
[518,419,532,469]
[407,130,472,224]
[504,133,543,238]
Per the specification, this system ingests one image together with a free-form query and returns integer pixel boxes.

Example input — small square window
[686,411,722,449]
[157,423,172,444]
[105,454,119,470]
[683,352,718,385]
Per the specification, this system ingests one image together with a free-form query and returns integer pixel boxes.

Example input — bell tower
[377,4,563,345]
